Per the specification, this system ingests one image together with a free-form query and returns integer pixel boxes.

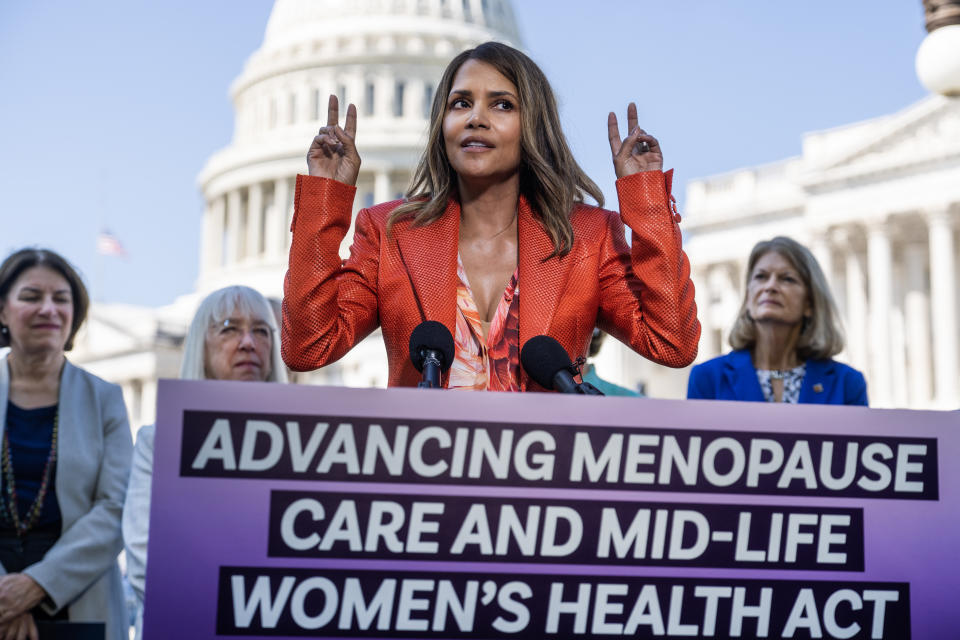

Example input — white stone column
[201,195,225,275]
[707,263,738,357]
[140,379,158,428]
[890,304,909,408]
[374,170,391,204]
[867,222,893,406]
[247,181,264,260]
[903,243,932,407]
[928,208,959,408]
[264,180,283,260]
[276,177,292,253]
[226,190,242,266]
[691,267,712,360]
[120,382,137,431]
[810,231,834,286]
[844,250,869,369]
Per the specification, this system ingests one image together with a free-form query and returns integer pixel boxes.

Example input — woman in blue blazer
[687,237,867,406]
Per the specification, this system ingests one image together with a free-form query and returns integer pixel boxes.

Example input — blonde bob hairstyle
[729,236,845,361]
[179,286,287,383]
[389,41,603,258]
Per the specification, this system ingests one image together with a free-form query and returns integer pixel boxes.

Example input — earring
[0,324,8,338]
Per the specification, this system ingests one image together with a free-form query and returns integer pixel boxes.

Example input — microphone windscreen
[520,335,573,390]
[409,320,455,373]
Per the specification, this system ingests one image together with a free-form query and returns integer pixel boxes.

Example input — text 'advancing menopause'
[182,411,937,498]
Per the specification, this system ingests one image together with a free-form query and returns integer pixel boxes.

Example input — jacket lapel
[799,359,836,403]
[394,200,460,340]
[723,350,766,402]
[518,195,573,351]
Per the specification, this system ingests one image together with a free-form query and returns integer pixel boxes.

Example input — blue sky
[0,1,928,306]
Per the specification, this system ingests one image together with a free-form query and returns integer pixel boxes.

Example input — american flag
[96,230,127,257]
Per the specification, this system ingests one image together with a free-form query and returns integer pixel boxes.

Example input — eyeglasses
[209,318,273,346]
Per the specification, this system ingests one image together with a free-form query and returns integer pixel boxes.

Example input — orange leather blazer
[282,171,700,389]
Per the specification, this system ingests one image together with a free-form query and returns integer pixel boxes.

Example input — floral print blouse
[448,255,520,391]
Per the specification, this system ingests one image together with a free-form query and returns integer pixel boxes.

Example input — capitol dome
[196,0,521,299]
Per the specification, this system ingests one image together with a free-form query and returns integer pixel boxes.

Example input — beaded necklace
[0,407,58,537]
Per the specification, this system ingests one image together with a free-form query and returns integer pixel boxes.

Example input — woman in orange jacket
[282,42,700,390]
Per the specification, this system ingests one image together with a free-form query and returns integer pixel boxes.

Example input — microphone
[409,321,455,389]
[520,335,605,395]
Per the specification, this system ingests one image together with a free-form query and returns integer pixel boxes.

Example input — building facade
[683,94,960,409]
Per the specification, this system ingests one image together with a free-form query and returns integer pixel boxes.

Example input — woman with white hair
[687,236,867,405]
[121,285,286,639]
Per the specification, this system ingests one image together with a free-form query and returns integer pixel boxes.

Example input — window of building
[289,93,297,124]
[365,82,375,116]
[268,98,277,128]
[313,88,323,120]
[462,0,473,21]
[423,83,434,118]
[364,192,375,208]
[338,83,348,109]
[394,81,405,117]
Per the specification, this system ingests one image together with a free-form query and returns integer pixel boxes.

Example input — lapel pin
[813,383,823,393]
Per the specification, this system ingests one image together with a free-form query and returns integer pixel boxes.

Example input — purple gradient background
[143,380,959,639]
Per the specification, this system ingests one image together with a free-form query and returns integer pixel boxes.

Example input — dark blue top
[2,402,61,530]
[686,349,868,406]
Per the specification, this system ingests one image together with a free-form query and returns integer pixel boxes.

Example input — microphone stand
[417,349,443,388]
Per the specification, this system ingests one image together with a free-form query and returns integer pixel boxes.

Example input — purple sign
[143,380,959,639]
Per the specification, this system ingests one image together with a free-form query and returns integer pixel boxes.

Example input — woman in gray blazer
[122,285,287,640]
[0,248,132,640]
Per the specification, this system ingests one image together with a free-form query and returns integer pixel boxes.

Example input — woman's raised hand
[307,95,361,186]
[607,102,663,178]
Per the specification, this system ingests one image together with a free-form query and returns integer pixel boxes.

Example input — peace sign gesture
[607,102,663,178]
[307,95,361,186]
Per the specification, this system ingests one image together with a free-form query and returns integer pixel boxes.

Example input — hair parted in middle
[389,41,603,258]
[179,285,288,383]
[728,236,845,361]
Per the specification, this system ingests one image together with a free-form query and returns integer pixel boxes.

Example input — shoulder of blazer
[364,198,405,222]
[569,203,621,239]
[721,349,753,371]
[61,358,125,409]
[689,350,751,378]
[818,359,866,389]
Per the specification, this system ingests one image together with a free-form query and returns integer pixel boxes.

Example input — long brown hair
[729,237,845,361]
[389,42,602,258]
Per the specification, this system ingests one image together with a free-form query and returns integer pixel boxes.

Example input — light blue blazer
[0,354,132,640]
[687,349,868,406]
